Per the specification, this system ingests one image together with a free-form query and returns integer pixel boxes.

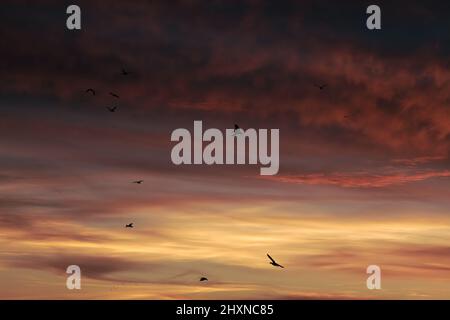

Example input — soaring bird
[314,84,327,90]
[199,277,208,282]
[232,124,243,136]
[106,106,117,112]
[85,88,96,95]
[109,92,120,98]
[125,223,134,228]
[267,254,284,268]
[132,180,144,184]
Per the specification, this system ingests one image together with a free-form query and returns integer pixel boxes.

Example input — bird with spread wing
[267,254,284,268]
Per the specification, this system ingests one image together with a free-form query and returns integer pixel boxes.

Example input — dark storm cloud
[1,0,449,158]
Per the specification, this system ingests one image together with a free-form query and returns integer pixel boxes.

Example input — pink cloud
[261,170,450,188]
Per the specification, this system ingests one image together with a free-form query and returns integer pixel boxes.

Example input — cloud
[5,253,150,281]
[2,1,450,156]
[392,156,447,166]
[1,0,450,299]
[261,170,450,188]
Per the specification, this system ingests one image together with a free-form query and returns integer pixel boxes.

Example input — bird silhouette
[85,88,96,95]
[199,277,208,282]
[232,124,243,136]
[125,223,134,228]
[121,68,129,76]
[267,254,284,268]
[132,180,144,184]
[106,106,117,112]
[315,84,327,90]
[109,92,120,98]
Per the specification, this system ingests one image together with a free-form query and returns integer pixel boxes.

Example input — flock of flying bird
[124,179,285,281]
[81,75,334,285]
[84,88,119,112]
[84,69,130,112]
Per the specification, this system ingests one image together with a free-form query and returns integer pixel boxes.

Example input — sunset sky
[1,0,450,299]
